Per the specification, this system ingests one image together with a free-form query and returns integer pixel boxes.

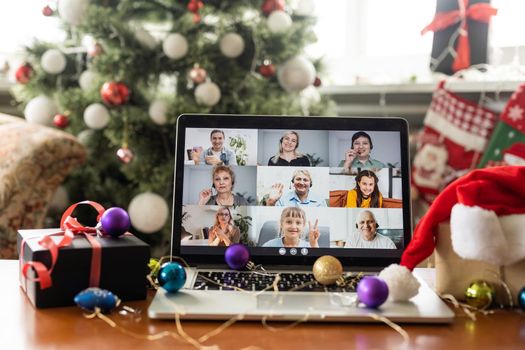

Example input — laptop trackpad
[256,293,355,310]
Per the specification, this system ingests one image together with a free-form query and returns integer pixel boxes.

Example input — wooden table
[1,260,523,349]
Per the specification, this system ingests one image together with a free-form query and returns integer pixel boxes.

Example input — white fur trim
[378,264,420,302]
[450,204,525,266]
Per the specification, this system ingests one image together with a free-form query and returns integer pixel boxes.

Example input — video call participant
[346,170,383,208]
[345,210,396,249]
[265,169,326,207]
[198,165,248,206]
[208,206,240,246]
[339,131,385,172]
[262,207,320,248]
[268,131,311,166]
[192,129,238,166]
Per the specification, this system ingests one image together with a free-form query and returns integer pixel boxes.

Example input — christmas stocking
[412,81,498,204]
[478,83,525,167]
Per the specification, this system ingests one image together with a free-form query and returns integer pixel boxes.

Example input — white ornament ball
[267,10,292,33]
[277,56,316,92]
[134,25,157,49]
[128,192,169,233]
[149,100,168,125]
[295,0,316,16]
[162,33,188,60]
[83,103,110,129]
[195,82,221,107]
[378,264,421,302]
[24,95,58,126]
[219,33,245,58]
[41,49,67,75]
[77,129,95,146]
[58,0,89,26]
[49,186,69,212]
[78,70,100,91]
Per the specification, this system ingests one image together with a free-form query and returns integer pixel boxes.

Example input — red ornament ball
[261,0,285,16]
[15,65,32,84]
[259,61,276,78]
[189,64,207,84]
[101,82,130,106]
[117,147,134,164]
[313,76,322,87]
[42,5,54,16]
[53,114,69,128]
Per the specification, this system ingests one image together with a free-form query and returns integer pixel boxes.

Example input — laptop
[148,114,454,323]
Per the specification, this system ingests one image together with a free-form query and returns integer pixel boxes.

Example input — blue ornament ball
[74,287,120,313]
[158,262,187,293]
[225,243,250,270]
[518,286,525,311]
[357,276,389,308]
[100,207,130,237]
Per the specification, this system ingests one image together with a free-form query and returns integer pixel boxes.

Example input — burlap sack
[435,223,525,306]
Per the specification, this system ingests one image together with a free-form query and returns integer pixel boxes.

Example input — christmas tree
[11,0,333,255]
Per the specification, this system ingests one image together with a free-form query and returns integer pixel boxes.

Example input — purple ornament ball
[225,244,250,270]
[100,207,131,237]
[357,276,389,308]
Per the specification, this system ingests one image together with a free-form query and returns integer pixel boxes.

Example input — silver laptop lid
[171,114,411,270]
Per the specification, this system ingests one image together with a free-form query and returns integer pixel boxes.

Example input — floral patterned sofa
[0,113,86,259]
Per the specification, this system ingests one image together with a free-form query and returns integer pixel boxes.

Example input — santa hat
[401,166,525,270]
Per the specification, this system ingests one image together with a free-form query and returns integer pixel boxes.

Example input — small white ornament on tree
[162,33,188,59]
[277,56,316,92]
[149,99,168,125]
[295,0,316,16]
[219,33,245,58]
[83,103,110,129]
[24,95,58,126]
[133,24,157,49]
[128,192,169,233]
[267,10,292,33]
[58,0,89,26]
[41,49,67,74]
[79,70,100,91]
[77,129,95,146]
[195,81,221,107]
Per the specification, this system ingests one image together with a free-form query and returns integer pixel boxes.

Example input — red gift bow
[20,201,106,290]
[421,0,497,72]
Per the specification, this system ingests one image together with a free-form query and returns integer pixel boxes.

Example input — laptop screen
[173,114,411,268]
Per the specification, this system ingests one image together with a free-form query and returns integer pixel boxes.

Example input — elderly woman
[265,169,326,207]
[268,131,311,166]
[340,131,385,172]
[198,165,248,206]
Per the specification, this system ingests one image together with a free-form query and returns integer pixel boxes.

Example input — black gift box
[18,229,150,308]
[430,0,491,75]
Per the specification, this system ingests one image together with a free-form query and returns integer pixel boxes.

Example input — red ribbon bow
[20,201,106,290]
[421,0,497,72]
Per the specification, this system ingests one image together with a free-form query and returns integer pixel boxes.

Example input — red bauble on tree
[261,0,285,16]
[259,60,276,78]
[189,64,207,84]
[313,76,322,87]
[53,113,69,129]
[100,82,130,106]
[15,64,32,84]
[117,146,134,164]
[42,5,53,16]
[187,0,204,23]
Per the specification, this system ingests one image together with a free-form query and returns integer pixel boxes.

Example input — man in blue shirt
[192,129,238,166]
[265,169,327,207]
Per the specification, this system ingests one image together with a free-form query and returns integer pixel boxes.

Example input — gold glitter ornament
[465,280,495,309]
[312,255,343,285]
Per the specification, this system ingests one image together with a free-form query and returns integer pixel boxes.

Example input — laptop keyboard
[193,271,360,292]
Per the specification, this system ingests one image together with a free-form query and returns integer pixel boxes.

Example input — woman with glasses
[208,206,241,246]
